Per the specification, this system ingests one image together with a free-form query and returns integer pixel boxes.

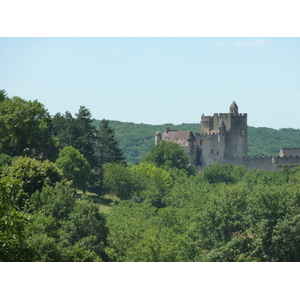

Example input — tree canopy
[55,146,90,192]
[52,106,97,167]
[0,96,56,159]
[143,140,195,175]
[2,90,300,262]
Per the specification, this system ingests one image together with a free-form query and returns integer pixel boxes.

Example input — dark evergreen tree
[0,89,8,103]
[52,111,75,147]
[95,119,126,164]
[52,106,97,168]
[74,106,97,168]
[92,119,126,195]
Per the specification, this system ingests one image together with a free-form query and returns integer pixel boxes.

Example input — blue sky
[1,37,299,129]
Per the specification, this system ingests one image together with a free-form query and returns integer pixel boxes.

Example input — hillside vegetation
[93,120,300,164]
[92,120,200,164]
[2,89,300,262]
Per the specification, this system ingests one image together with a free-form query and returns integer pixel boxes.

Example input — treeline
[0,90,125,195]
[0,89,125,261]
[2,139,300,261]
[1,89,300,262]
[97,120,300,164]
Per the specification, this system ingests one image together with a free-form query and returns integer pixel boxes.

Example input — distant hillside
[248,126,300,157]
[93,120,300,164]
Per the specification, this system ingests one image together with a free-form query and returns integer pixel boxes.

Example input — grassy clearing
[76,191,120,213]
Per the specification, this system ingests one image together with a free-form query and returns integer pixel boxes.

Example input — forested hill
[248,127,300,157]
[92,120,300,164]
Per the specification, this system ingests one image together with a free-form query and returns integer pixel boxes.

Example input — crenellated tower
[199,101,247,162]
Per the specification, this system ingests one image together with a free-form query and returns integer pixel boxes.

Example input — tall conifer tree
[94,119,125,195]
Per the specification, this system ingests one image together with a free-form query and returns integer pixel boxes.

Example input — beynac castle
[155,101,300,172]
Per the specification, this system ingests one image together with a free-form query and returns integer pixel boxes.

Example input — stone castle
[155,101,300,171]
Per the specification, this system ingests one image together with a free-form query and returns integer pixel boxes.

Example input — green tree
[104,163,136,200]
[25,183,77,262]
[0,89,7,103]
[58,199,108,261]
[52,111,75,147]
[55,146,90,193]
[52,106,97,167]
[203,163,236,184]
[0,177,30,261]
[30,182,76,220]
[26,184,108,262]
[93,119,126,195]
[131,163,173,207]
[24,213,61,262]
[106,201,200,262]
[95,119,125,164]
[244,185,294,261]
[143,140,195,175]
[0,96,57,160]
[0,153,15,172]
[271,214,300,261]
[2,156,62,208]
[74,106,97,168]
[106,201,157,261]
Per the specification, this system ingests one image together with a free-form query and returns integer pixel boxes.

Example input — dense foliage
[0,93,57,160]
[1,89,300,262]
[104,163,300,262]
[56,146,90,192]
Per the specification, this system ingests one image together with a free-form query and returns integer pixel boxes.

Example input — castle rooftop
[230,101,238,108]
[162,130,195,146]
[279,148,300,157]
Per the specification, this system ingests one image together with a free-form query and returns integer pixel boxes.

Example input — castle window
[241,129,245,136]
[200,148,202,154]
[200,140,202,145]
[210,149,213,154]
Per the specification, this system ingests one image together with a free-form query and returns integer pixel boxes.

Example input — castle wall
[227,114,247,157]
[182,144,198,166]
[225,156,275,171]
[200,116,214,133]
[197,155,300,172]
[195,133,222,166]
[158,102,300,173]
[201,113,232,133]
[272,156,300,168]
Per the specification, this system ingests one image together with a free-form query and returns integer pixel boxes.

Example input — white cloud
[214,41,227,47]
[234,40,247,46]
[234,38,269,46]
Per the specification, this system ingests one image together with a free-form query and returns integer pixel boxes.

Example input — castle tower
[227,101,247,157]
[155,131,162,145]
[218,119,226,159]
[230,101,238,115]
[218,119,226,143]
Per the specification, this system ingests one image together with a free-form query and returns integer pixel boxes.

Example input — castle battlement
[201,116,214,120]
[209,113,247,117]
[213,113,228,117]
[199,133,218,136]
